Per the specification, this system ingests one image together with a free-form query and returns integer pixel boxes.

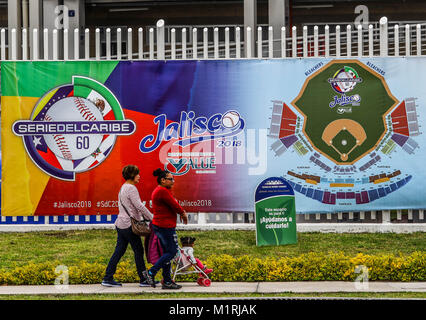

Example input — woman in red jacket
[145,168,188,289]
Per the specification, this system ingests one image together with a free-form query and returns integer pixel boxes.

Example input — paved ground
[0,281,425,296]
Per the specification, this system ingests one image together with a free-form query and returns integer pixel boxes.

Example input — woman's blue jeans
[104,226,147,282]
[149,224,179,284]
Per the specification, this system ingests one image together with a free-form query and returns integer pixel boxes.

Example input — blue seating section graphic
[287,176,412,205]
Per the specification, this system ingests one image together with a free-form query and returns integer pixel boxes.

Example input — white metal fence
[1,17,426,61]
[0,16,425,226]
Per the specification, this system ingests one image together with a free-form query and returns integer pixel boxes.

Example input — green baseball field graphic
[291,60,399,164]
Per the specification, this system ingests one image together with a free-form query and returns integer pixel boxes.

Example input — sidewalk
[0,282,425,295]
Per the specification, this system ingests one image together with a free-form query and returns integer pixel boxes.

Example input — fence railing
[1,16,426,61]
[0,16,425,226]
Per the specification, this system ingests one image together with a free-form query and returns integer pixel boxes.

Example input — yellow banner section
[330,183,355,188]
[1,96,51,216]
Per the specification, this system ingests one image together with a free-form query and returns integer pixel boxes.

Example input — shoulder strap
[119,187,148,222]
[119,189,132,218]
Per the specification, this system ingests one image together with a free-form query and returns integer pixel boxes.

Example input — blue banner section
[104,60,197,121]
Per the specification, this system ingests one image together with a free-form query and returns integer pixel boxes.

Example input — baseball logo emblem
[13,76,136,181]
[221,111,241,128]
[43,97,104,161]
[328,66,363,94]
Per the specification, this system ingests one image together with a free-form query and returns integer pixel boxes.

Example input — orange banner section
[373,177,390,184]
[329,183,355,187]
[305,179,318,185]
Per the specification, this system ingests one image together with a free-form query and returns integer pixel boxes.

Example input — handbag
[119,192,151,237]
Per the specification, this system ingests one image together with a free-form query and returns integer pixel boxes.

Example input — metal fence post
[149,28,154,60]
[225,27,230,59]
[346,24,351,56]
[291,26,296,57]
[182,28,187,59]
[303,25,307,58]
[203,27,208,59]
[357,24,363,57]
[117,28,122,60]
[257,26,262,58]
[63,29,68,60]
[85,28,90,60]
[325,25,329,58]
[106,28,111,60]
[281,26,286,58]
[368,24,373,57]
[394,24,399,56]
[416,24,421,56]
[171,28,176,59]
[1,29,6,60]
[128,28,133,60]
[405,24,411,56]
[314,26,318,57]
[214,27,219,58]
[138,27,143,60]
[157,19,165,60]
[52,29,58,60]
[74,28,79,60]
[11,28,17,60]
[246,27,252,58]
[268,26,273,59]
[43,28,49,60]
[236,27,241,59]
[95,28,100,60]
[336,25,340,57]
[379,16,388,57]
[22,28,28,60]
[192,27,198,59]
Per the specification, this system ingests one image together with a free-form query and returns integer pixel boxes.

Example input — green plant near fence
[0,251,424,285]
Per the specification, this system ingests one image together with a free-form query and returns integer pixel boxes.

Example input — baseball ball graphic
[43,97,104,160]
[221,111,241,128]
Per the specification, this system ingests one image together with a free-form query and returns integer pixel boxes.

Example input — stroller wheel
[201,278,211,287]
[197,277,204,286]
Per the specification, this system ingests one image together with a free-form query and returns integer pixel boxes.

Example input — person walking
[145,168,188,289]
[102,165,154,287]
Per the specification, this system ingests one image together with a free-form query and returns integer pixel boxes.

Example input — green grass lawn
[0,230,424,270]
[0,292,425,300]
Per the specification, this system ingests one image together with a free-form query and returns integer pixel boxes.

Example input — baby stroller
[172,246,212,287]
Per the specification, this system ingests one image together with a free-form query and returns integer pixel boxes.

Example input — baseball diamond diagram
[269,60,421,206]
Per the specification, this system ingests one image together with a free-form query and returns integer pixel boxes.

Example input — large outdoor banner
[1,58,425,216]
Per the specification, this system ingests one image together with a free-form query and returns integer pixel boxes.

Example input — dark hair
[153,168,169,184]
[180,236,196,246]
[122,165,139,181]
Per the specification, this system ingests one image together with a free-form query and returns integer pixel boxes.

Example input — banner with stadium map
[1,58,425,216]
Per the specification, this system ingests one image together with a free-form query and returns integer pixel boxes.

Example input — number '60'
[76,136,90,149]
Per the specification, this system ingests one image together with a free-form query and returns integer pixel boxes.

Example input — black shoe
[101,279,122,287]
[162,281,182,290]
[143,270,156,288]
[140,279,160,287]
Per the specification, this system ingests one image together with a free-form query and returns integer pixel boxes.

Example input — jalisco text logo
[140,110,245,153]
[12,76,135,181]
[329,94,361,109]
